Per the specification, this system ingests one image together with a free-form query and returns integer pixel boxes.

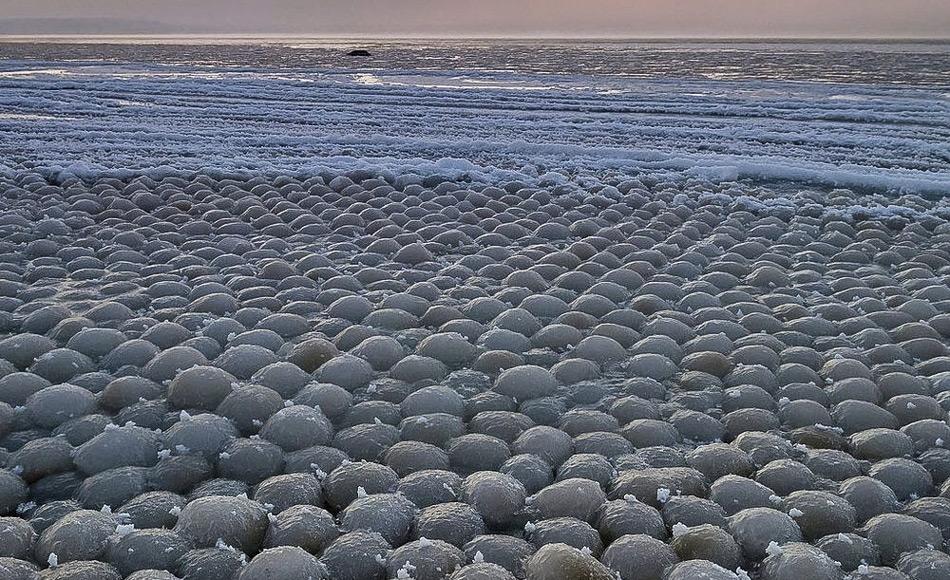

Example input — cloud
[3,0,949,37]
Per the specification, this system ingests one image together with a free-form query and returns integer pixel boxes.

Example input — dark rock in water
[347,49,372,57]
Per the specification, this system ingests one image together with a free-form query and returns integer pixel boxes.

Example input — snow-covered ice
[0,40,947,195]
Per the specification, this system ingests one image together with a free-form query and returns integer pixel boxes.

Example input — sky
[3,0,949,38]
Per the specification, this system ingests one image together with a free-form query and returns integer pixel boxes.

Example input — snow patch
[766,541,783,557]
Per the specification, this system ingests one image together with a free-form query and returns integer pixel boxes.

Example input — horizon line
[2,32,949,42]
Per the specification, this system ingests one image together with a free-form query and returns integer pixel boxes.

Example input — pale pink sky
[5,0,950,37]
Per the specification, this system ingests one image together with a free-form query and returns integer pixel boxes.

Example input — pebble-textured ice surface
[0,168,950,580]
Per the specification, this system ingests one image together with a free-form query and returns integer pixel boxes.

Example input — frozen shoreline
[1,39,950,579]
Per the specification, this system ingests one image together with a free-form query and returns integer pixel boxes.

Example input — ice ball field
[1,39,950,580]
[1,169,950,580]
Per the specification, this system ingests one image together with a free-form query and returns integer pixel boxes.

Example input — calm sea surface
[0,38,947,86]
